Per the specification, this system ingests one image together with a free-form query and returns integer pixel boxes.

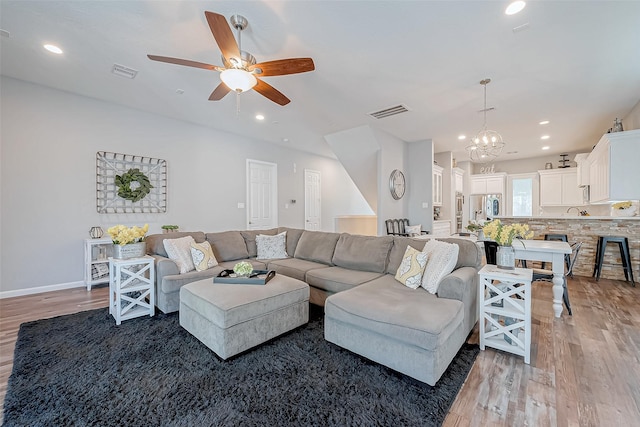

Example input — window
[507,173,538,217]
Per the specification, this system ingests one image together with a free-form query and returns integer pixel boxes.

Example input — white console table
[109,256,155,325]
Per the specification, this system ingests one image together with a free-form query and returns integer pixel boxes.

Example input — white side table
[84,238,113,290]
[109,256,155,325]
[478,264,532,364]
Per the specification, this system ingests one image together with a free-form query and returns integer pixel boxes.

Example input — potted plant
[161,225,180,234]
[107,224,149,259]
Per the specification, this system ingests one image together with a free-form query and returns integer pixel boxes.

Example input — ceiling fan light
[220,68,257,92]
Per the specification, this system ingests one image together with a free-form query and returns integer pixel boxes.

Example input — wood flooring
[1,276,639,426]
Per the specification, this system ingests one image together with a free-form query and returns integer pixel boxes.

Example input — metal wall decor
[96,151,167,213]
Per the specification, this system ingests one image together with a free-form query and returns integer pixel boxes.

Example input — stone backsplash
[498,218,639,283]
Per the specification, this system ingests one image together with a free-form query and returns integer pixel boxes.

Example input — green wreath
[115,168,153,202]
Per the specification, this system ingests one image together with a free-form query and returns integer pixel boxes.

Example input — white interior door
[247,160,278,230]
[304,169,321,230]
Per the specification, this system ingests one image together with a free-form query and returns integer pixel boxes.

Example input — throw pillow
[163,236,196,274]
[405,224,422,237]
[256,231,288,259]
[421,239,459,294]
[190,241,218,272]
[394,245,429,289]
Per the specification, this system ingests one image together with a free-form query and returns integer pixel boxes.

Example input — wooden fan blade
[204,11,240,65]
[253,79,290,106]
[209,82,232,101]
[249,58,315,77]
[147,55,222,71]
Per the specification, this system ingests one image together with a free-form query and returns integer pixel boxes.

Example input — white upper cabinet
[470,173,506,195]
[433,165,443,207]
[587,129,640,203]
[453,167,464,193]
[538,169,583,206]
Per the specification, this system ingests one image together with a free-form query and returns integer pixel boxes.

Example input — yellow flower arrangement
[612,201,632,210]
[482,219,533,246]
[107,224,149,246]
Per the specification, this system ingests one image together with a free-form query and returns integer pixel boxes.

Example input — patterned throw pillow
[394,245,429,289]
[421,239,459,294]
[190,241,218,272]
[256,231,288,259]
[405,224,422,237]
[163,236,196,274]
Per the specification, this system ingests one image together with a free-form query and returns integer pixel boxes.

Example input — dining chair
[531,242,582,316]
[483,241,499,265]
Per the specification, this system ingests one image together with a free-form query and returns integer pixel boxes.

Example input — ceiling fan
[148,11,315,106]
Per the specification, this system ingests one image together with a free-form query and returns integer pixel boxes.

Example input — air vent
[368,104,410,119]
[111,64,138,79]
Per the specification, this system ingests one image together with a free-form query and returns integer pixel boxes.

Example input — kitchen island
[495,216,639,282]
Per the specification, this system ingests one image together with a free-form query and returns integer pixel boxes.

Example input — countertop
[495,215,640,220]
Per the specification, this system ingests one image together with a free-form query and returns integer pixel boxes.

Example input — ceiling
[2,1,639,161]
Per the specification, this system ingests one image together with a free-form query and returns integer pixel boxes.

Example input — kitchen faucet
[566,207,580,215]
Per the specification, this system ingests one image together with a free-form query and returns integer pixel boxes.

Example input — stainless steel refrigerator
[469,194,502,222]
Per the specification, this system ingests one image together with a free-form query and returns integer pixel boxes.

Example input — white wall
[374,127,408,235]
[623,99,640,131]
[407,140,434,232]
[0,77,371,294]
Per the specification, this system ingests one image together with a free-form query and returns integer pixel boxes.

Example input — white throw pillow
[163,236,196,274]
[421,239,459,294]
[256,231,288,259]
[395,245,429,289]
[190,241,218,272]
[405,224,422,237]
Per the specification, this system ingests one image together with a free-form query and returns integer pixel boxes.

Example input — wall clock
[389,169,406,200]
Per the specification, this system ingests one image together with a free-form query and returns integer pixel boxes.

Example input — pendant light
[466,78,506,163]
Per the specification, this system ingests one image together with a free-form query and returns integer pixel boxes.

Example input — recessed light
[539,120,549,125]
[282,138,289,142]
[541,135,550,140]
[255,114,265,121]
[458,135,466,140]
[43,44,63,54]
[505,1,526,16]
[542,146,550,150]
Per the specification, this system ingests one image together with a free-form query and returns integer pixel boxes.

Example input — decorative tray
[214,270,276,285]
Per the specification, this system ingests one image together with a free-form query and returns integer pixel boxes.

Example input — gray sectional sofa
[145,227,482,385]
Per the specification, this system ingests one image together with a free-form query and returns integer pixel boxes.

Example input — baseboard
[0,281,86,299]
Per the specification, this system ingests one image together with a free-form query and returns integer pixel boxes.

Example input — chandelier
[466,78,505,163]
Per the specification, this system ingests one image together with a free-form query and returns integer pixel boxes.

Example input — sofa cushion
[394,245,428,289]
[325,275,464,352]
[145,232,206,258]
[421,239,459,294]
[190,241,218,272]
[256,232,288,259]
[277,227,305,256]
[294,231,341,265]
[306,267,383,294]
[206,231,250,262]
[240,228,278,258]
[332,234,393,273]
[160,267,225,294]
[267,258,329,282]
[163,236,197,274]
[386,237,481,275]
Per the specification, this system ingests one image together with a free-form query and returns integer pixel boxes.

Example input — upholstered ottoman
[179,275,309,359]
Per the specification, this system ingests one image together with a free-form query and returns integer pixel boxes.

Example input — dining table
[511,239,572,318]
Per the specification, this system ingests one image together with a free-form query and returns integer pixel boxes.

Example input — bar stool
[592,236,635,286]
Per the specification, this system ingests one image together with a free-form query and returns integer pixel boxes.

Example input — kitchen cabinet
[538,169,583,206]
[432,220,451,237]
[453,168,464,193]
[573,153,590,187]
[470,173,506,195]
[587,129,640,203]
[433,165,443,207]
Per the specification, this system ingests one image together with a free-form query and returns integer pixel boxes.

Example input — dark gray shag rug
[3,305,478,427]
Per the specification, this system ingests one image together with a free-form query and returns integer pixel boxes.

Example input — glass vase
[497,245,515,270]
